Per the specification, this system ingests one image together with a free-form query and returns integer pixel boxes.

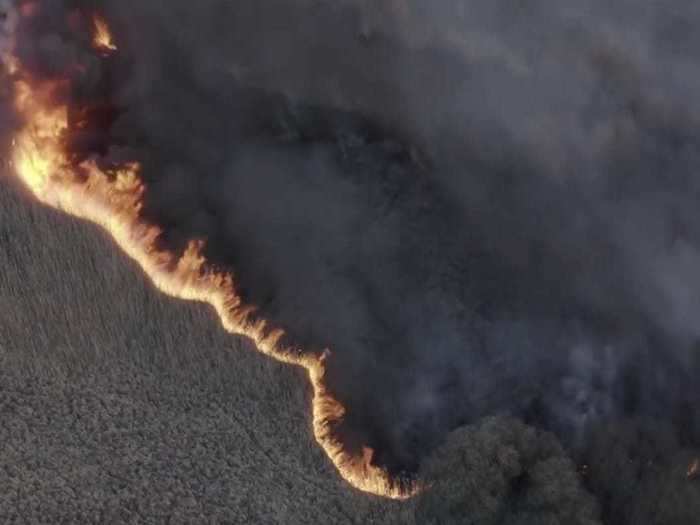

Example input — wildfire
[4,12,417,500]
[92,14,117,53]
[689,458,700,480]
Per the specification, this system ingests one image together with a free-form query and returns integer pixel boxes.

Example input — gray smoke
[6,0,700,485]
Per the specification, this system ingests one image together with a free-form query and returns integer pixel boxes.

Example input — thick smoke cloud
[8,0,700,496]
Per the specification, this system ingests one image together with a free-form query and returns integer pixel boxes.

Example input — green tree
[415,417,600,525]
[583,419,700,525]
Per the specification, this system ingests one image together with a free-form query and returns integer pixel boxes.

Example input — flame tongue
[4,12,418,500]
[92,14,117,53]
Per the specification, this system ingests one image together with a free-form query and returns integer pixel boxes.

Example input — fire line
[2,11,418,500]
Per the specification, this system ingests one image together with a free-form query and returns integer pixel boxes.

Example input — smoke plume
[3,0,700,515]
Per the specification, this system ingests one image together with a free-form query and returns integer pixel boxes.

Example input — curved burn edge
[2,27,421,501]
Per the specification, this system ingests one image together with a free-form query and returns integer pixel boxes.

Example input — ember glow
[92,14,116,53]
[4,13,417,500]
[689,458,700,480]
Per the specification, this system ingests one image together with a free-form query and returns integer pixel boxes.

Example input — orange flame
[4,18,418,501]
[92,14,117,53]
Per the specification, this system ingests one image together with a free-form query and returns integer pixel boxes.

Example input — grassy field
[0,174,412,523]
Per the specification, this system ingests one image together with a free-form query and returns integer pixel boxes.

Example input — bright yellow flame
[5,43,418,500]
[93,15,117,53]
